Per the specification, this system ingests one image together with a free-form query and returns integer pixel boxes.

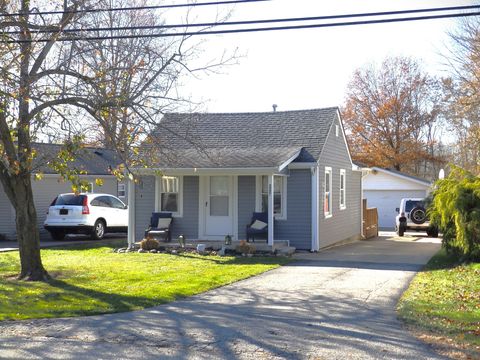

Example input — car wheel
[91,220,106,240]
[50,231,65,241]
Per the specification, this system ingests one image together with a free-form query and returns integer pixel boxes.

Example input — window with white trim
[118,183,126,198]
[340,169,346,210]
[324,167,332,217]
[160,176,182,215]
[86,182,94,193]
[259,175,286,219]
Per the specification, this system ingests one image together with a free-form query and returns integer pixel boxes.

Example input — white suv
[44,193,128,240]
[395,198,438,237]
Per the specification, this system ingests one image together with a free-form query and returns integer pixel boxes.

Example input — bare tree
[342,56,445,178]
[0,0,236,280]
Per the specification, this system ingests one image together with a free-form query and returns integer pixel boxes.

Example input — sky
[170,0,474,113]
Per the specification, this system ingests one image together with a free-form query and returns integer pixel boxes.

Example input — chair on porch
[246,212,268,242]
[145,212,173,242]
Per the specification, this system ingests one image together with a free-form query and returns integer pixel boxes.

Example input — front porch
[126,166,318,251]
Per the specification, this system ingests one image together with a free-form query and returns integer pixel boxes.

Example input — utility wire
[5,4,480,35]
[4,9,480,43]
[0,0,270,17]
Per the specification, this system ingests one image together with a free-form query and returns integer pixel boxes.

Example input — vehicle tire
[50,231,65,241]
[398,224,406,237]
[91,220,106,240]
[410,206,427,225]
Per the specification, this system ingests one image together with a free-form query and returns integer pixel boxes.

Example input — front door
[205,176,233,236]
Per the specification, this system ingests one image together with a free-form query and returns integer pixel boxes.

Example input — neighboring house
[127,108,363,251]
[0,143,126,240]
[362,167,431,230]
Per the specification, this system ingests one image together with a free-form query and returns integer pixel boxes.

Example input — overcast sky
[171,0,474,113]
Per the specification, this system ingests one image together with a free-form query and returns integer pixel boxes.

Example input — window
[109,196,126,209]
[86,182,94,193]
[118,183,126,198]
[91,196,111,207]
[324,167,332,218]
[340,169,346,210]
[160,176,179,212]
[259,175,285,219]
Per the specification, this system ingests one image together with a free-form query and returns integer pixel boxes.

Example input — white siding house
[363,167,431,229]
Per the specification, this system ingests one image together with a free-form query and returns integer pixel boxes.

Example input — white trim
[32,173,116,179]
[336,109,354,166]
[324,167,332,218]
[278,148,303,171]
[127,178,136,247]
[233,175,239,241]
[157,175,183,217]
[339,169,346,210]
[311,166,319,251]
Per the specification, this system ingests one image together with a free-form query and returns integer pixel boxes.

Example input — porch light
[224,234,232,245]
[178,234,186,248]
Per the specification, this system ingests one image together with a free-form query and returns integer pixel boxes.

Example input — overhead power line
[3,8,480,43]
[0,0,269,17]
[5,4,480,35]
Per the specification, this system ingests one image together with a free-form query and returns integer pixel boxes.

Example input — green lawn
[397,249,480,353]
[0,241,290,320]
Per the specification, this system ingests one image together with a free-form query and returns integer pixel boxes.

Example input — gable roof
[370,167,431,186]
[32,143,121,175]
[145,108,339,169]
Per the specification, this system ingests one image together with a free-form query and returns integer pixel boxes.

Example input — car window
[109,196,126,209]
[54,195,85,206]
[91,196,111,207]
[405,200,423,213]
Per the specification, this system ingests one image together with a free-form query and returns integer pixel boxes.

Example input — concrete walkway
[0,233,445,359]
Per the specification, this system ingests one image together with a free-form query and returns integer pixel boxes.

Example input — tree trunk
[12,175,50,281]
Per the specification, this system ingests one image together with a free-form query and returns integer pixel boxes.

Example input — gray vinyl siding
[237,176,256,240]
[318,116,362,248]
[275,169,312,250]
[171,176,199,239]
[0,184,15,240]
[134,175,156,240]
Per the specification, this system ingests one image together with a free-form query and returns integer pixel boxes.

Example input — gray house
[0,143,125,240]
[128,107,362,251]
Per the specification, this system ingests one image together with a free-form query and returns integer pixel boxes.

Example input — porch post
[267,174,274,246]
[127,177,136,249]
[311,166,320,251]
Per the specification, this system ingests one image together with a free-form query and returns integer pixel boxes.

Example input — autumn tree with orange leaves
[342,56,446,178]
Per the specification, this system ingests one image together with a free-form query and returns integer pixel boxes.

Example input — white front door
[205,176,234,236]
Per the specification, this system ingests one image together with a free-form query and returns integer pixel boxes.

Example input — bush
[429,166,480,261]
[140,237,160,251]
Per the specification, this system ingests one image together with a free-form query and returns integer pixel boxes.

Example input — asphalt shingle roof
[32,143,121,175]
[146,108,339,168]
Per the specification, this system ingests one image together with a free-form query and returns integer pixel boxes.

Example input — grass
[397,249,480,355]
[0,241,290,320]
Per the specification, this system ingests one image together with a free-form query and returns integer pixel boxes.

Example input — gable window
[324,167,332,218]
[340,169,346,210]
[258,175,286,219]
[118,183,126,198]
[158,176,183,216]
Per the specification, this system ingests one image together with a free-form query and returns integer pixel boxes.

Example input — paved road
[0,233,444,359]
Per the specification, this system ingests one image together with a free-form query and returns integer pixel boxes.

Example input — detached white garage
[363,167,431,229]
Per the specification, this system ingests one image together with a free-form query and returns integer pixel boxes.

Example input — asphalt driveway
[0,232,444,359]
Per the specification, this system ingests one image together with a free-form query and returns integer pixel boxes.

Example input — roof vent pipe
[272,104,278,112]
